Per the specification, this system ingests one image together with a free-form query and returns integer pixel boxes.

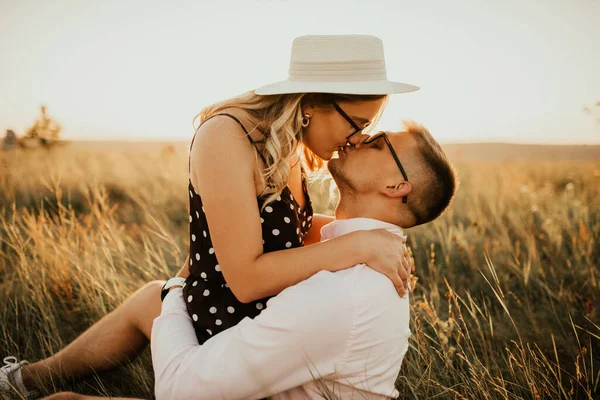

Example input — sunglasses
[328,98,369,140]
[362,131,409,204]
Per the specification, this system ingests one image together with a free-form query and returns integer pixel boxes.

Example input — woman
[1,34,419,399]
[178,34,419,342]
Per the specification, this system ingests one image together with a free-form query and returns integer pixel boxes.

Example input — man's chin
[327,159,344,185]
[327,158,342,174]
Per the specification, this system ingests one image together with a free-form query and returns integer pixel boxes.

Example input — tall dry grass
[0,143,598,399]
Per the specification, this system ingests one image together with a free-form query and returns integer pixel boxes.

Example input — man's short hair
[402,120,458,227]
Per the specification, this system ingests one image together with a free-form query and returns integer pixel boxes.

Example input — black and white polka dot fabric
[183,113,314,344]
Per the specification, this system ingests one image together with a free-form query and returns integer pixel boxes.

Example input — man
[1,121,457,400]
[151,121,458,399]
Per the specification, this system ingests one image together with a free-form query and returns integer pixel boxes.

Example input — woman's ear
[381,181,411,199]
[301,104,314,116]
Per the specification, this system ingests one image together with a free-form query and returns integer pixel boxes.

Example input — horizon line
[59,138,600,147]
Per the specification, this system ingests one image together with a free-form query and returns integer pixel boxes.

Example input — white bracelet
[160,277,187,301]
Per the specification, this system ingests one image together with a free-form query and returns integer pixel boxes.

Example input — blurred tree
[25,105,62,146]
[582,101,600,131]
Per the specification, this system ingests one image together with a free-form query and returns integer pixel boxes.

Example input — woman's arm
[191,117,408,304]
[302,213,335,246]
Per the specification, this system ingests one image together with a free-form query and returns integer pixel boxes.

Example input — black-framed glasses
[329,98,368,140]
[363,131,409,204]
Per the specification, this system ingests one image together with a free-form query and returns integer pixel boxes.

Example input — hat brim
[253,79,419,95]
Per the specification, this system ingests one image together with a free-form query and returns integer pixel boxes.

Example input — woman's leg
[22,280,165,391]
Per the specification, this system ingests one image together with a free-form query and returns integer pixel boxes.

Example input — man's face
[328,130,418,195]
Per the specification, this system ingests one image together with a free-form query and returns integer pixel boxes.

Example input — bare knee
[125,280,165,306]
[144,280,166,294]
[125,280,166,338]
[137,280,165,304]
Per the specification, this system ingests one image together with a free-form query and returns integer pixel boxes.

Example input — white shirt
[151,217,411,400]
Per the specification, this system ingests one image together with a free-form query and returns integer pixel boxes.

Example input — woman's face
[301,98,387,161]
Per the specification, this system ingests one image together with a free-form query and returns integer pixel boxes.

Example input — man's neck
[335,198,389,223]
[335,196,412,228]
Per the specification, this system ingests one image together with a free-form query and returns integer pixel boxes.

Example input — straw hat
[253,34,419,95]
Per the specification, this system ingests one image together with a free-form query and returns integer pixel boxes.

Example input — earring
[301,113,310,128]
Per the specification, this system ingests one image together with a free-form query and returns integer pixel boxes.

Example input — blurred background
[1,0,599,144]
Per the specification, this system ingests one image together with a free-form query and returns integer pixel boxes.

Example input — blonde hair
[192,91,388,209]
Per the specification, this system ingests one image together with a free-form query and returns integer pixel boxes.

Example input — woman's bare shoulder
[189,112,260,185]
[206,108,265,139]
[192,109,266,156]
[194,111,249,141]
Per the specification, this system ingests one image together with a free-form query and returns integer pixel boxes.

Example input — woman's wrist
[350,230,371,265]
[326,230,371,272]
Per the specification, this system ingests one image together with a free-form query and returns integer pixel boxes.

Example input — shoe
[0,356,38,399]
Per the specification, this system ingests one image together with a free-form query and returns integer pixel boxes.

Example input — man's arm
[151,271,353,400]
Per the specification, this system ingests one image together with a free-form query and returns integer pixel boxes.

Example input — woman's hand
[176,255,191,279]
[358,229,414,297]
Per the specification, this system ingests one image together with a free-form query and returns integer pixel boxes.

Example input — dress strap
[189,112,267,173]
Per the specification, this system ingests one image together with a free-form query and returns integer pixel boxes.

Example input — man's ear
[380,181,411,199]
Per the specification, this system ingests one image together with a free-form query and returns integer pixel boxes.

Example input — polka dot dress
[183,113,314,344]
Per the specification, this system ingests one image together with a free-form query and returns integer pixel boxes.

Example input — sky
[1,0,599,144]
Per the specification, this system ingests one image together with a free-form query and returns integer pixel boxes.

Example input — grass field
[1,142,599,399]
